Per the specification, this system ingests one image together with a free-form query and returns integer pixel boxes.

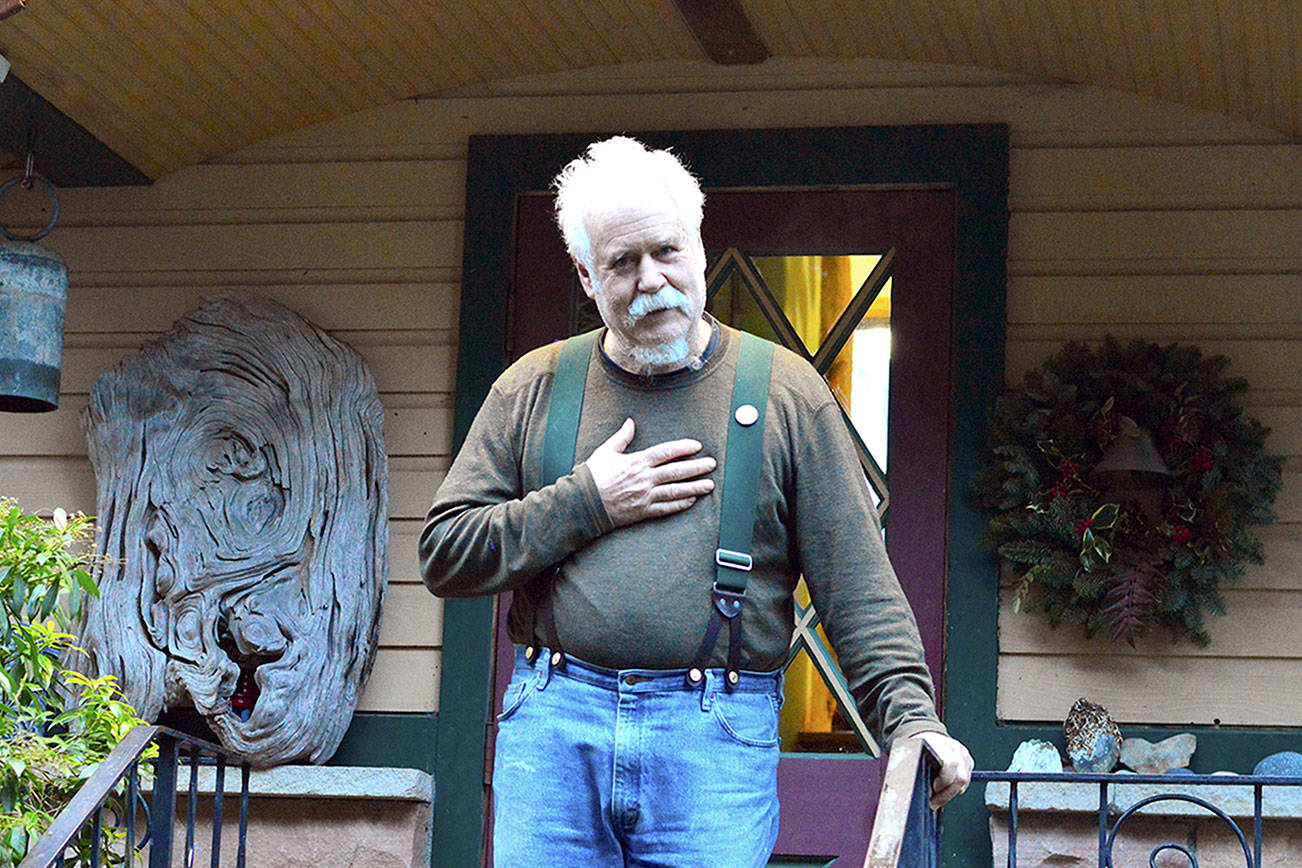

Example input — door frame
[434,125,1009,866]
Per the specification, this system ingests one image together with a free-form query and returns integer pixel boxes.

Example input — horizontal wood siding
[2,58,1296,723]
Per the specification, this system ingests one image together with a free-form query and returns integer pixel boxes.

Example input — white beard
[626,335,693,372]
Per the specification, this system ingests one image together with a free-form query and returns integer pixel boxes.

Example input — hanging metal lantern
[0,160,65,413]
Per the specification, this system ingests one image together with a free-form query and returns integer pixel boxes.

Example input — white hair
[552,137,705,268]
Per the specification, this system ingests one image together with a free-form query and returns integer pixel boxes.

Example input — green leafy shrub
[0,500,149,866]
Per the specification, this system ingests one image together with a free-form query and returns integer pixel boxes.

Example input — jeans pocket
[710,690,781,748]
[497,674,535,722]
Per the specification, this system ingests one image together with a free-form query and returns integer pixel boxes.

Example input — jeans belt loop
[700,669,721,711]
[537,648,553,690]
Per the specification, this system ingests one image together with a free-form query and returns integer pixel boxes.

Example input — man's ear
[575,259,597,300]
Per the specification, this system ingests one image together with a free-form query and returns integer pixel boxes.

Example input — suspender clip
[711,583,746,619]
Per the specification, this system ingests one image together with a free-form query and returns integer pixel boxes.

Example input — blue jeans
[492,647,783,867]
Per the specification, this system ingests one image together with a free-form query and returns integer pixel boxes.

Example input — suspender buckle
[714,548,753,573]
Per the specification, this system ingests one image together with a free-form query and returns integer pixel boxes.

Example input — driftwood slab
[80,294,388,766]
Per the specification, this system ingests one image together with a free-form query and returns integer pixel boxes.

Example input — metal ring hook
[0,169,60,242]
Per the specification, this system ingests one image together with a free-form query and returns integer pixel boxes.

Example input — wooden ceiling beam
[0,74,150,187]
[671,0,770,65]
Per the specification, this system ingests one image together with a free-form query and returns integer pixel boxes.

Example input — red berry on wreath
[1171,525,1193,545]
[1191,447,1214,472]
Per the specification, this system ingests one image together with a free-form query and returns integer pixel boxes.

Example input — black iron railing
[973,768,1302,867]
[19,725,252,868]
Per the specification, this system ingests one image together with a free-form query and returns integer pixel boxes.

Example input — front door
[496,185,954,863]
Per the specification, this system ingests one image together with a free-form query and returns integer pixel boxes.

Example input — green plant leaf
[11,572,26,615]
[1091,502,1120,529]
[75,568,99,598]
[38,581,60,620]
[0,776,17,812]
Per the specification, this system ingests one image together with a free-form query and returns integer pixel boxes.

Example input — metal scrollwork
[1107,793,1253,868]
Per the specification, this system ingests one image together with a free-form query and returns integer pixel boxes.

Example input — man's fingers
[640,496,700,518]
[650,455,716,483]
[929,779,966,810]
[652,479,715,502]
[594,418,636,456]
[638,437,705,465]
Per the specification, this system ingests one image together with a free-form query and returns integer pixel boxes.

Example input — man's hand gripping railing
[864,737,941,868]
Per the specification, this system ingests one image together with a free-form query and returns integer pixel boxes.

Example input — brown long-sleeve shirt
[420,322,943,747]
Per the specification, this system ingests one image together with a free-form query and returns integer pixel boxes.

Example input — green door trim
[439,125,1011,868]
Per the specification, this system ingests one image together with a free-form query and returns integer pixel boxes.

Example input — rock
[1007,739,1064,773]
[983,740,1064,812]
[1254,751,1302,777]
[1064,698,1122,773]
[1120,733,1197,773]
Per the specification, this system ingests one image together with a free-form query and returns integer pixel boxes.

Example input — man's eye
[657,246,677,257]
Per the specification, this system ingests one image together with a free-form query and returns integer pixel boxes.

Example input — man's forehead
[587,198,693,247]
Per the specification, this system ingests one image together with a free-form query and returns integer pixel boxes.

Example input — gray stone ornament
[1119,733,1196,774]
[79,295,388,766]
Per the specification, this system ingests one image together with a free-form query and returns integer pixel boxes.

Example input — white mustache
[626,287,691,325]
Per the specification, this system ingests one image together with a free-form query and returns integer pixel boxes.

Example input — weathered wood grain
[78,295,389,766]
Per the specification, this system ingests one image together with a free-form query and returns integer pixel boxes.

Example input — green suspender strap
[541,330,600,486]
[689,331,775,689]
[527,329,599,667]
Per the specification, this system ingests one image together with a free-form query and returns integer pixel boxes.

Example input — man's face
[575,192,707,373]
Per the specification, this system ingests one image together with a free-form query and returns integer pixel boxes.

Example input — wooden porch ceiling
[0,0,1298,184]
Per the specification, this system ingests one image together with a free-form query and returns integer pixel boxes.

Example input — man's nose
[635,255,666,291]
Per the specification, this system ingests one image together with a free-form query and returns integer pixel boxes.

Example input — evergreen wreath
[977,337,1283,646]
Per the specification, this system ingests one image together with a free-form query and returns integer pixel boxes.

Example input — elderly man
[421,136,972,866]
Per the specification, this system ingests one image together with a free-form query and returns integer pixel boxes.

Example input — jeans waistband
[516,646,782,695]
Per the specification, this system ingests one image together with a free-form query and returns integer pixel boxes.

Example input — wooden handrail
[864,737,939,867]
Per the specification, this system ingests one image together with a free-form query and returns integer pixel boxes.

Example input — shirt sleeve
[419,375,612,599]
[792,398,946,749]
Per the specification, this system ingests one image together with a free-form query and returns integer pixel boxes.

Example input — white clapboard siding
[999,589,1302,658]
[58,342,456,395]
[52,161,466,221]
[1010,145,1302,211]
[64,283,459,333]
[0,401,452,459]
[4,58,1296,721]
[1009,211,1302,274]
[1007,274,1302,326]
[0,457,447,522]
[377,584,444,648]
[1005,340,1302,394]
[357,649,440,713]
[388,521,428,586]
[40,221,460,275]
[997,656,1302,726]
